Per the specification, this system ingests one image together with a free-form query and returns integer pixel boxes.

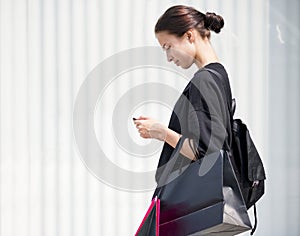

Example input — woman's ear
[185,30,195,43]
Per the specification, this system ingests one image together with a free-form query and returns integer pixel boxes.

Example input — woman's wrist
[164,128,181,148]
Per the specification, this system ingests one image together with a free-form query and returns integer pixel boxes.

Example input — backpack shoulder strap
[251,204,258,235]
[205,68,235,117]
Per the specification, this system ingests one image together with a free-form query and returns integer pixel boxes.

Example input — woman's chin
[181,63,192,69]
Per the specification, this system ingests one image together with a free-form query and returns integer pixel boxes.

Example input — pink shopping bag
[135,196,160,236]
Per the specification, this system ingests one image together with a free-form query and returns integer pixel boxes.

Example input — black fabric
[155,63,233,183]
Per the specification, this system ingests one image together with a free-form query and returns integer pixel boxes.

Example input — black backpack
[231,100,266,209]
[207,68,266,234]
[230,100,266,235]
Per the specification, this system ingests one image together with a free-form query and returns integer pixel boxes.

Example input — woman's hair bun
[204,12,224,33]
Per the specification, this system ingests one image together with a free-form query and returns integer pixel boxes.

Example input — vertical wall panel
[27,0,43,235]
[43,0,57,234]
[1,1,15,236]
[267,0,300,235]
[13,0,29,234]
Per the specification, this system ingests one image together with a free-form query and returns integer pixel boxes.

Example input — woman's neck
[194,38,219,68]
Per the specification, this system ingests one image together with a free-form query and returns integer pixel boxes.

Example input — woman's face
[156,31,196,69]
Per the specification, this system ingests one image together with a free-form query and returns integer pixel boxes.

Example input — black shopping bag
[158,150,252,236]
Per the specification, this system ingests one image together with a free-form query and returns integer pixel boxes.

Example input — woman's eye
[163,45,171,51]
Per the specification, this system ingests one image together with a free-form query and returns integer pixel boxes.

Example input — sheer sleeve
[186,70,228,159]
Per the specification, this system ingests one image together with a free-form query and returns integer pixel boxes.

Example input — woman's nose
[166,51,173,62]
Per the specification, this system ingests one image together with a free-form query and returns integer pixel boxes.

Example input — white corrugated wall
[0,0,299,235]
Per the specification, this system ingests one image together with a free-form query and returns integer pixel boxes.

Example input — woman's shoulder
[191,64,220,87]
[187,62,230,101]
[191,62,229,87]
[193,67,210,79]
[194,62,227,77]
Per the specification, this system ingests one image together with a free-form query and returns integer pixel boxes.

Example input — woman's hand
[133,116,195,160]
[133,116,167,141]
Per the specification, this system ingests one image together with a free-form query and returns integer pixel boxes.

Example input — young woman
[134,5,233,181]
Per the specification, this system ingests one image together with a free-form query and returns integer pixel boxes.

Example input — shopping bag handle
[156,136,187,197]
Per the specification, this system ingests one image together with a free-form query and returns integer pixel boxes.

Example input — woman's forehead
[156,31,179,46]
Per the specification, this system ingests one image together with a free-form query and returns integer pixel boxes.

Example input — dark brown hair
[155,5,224,39]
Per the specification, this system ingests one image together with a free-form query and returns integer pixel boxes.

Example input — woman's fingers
[138,129,151,138]
[137,116,150,120]
[134,122,144,131]
[134,120,147,134]
[134,119,147,128]
[133,116,165,140]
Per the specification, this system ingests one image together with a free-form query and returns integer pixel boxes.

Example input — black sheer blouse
[155,63,233,182]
